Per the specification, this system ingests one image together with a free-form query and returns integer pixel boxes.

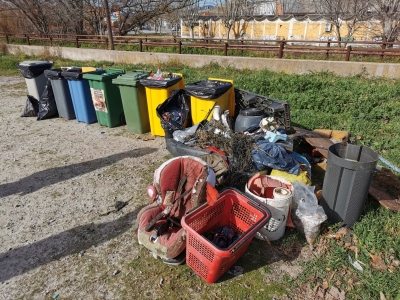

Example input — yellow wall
[291,22,306,39]
[276,22,290,39]
[181,18,380,41]
[251,22,262,38]
[264,22,276,37]
[307,22,322,40]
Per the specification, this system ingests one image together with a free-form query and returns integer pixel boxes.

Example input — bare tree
[278,0,306,14]
[1,0,198,36]
[313,0,371,43]
[368,0,400,43]
[179,0,201,38]
[82,0,107,35]
[163,8,180,35]
[3,0,53,34]
[343,0,371,40]
[59,0,85,34]
[0,2,22,33]
[217,0,256,39]
[108,0,198,36]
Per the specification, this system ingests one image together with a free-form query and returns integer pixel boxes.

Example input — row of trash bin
[17,60,235,136]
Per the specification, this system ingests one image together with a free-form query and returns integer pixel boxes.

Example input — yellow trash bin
[140,73,184,136]
[208,78,235,118]
[186,78,234,124]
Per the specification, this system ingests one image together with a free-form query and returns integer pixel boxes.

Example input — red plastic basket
[181,188,271,283]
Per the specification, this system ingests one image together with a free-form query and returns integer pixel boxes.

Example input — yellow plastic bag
[270,169,311,186]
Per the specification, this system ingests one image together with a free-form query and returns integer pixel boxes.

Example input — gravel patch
[0,76,169,299]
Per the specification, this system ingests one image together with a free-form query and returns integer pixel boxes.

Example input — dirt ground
[0,76,328,300]
[0,76,172,299]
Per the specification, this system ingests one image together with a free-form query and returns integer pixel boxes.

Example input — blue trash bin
[62,70,102,124]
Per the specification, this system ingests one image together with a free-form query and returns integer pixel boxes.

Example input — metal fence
[1,33,400,62]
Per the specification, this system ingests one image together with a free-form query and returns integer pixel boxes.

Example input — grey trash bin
[321,143,379,227]
[17,60,54,101]
[44,68,81,120]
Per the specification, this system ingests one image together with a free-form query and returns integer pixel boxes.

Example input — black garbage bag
[156,89,190,138]
[185,80,232,99]
[21,95,39,117]
[37,79,58,120]
[140,75,182,88]
[17,61,54,79]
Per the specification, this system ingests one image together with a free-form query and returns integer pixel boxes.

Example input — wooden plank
[369,185,400,212]
[301,131,334,159]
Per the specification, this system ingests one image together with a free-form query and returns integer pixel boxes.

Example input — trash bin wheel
[120,113,126,125]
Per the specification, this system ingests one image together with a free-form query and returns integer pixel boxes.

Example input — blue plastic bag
[251,140,300,174]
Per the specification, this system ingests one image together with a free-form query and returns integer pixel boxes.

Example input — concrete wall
[6,44,400,79]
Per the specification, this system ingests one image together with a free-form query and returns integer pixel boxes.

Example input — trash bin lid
[44,69,63,79]
[45,67,82,79]
[62,69,102,80]
[112,71,151,86]
[82,68,125,82]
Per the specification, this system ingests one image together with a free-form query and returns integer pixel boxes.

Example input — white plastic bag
[173,123,200,143]
[292,181,327,244]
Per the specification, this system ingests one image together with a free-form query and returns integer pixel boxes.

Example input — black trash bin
[44,68,81,120]
[321,143,379,227]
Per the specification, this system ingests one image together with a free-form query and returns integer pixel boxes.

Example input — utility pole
[103,0,114,50]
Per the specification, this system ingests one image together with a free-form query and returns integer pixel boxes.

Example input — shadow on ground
[217,230,306,282]
[0,148,156,198]
[0,204,146,283]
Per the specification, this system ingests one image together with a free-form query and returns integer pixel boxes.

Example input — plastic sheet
[173,123,200,143]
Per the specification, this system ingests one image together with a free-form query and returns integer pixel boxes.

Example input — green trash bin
[112,70,151,134]
[82,68,125,128]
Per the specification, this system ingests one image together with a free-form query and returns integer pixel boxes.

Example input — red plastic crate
[181,188,271,283]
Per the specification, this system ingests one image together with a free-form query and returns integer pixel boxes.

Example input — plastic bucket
[321,143,378,226]
[245,175,293,241]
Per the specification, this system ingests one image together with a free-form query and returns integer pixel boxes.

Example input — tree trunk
[227,25,232,40]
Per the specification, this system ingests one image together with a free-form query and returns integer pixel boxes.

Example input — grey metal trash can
[17,61,54,101]
[44,68,81,120]
[321,143,379,227]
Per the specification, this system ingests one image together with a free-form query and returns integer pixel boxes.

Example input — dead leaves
[369,253,387,271]
[313,285,346,300]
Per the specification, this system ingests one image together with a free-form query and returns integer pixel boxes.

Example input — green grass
[292,201,400,299]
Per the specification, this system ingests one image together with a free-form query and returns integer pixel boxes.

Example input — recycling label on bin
[90,88,108,113]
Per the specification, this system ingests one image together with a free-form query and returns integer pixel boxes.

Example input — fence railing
[1,33,400,62]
